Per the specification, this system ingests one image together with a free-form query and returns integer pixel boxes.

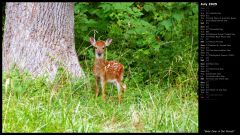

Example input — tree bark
[2,2,84,80]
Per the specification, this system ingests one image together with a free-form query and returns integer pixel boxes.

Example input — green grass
[2,67,198,133]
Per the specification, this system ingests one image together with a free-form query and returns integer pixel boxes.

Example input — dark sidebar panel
[199,0,239,134]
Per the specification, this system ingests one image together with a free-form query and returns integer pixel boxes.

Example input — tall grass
[2,60,198,133]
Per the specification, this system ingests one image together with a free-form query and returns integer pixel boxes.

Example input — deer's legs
[95,76,100,97]
[119,82,126,93]
[116,80,122,102]
[101,78,106,101]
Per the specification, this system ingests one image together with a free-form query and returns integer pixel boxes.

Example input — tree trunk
[2,2,84,80]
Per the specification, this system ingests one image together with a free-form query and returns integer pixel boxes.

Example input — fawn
[90,37,126,102]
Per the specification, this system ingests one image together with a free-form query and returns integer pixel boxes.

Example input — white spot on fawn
[106,64,111,68]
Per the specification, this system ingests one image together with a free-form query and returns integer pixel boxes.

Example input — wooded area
[74,2,198,86]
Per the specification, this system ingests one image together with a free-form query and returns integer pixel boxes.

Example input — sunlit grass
[2,67,198,133]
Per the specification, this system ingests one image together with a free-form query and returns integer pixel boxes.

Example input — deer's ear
[105,38,112,46]
[90,37,96,46]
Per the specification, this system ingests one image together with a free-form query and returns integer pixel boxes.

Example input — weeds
[2,65,198,132]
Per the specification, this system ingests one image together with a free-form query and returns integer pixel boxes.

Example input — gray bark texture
[2,2,84,80]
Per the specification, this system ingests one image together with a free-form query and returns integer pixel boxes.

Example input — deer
[90,37,126,102]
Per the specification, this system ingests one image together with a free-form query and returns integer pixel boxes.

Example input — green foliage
[2,2,6,40]
[74,2,198,87]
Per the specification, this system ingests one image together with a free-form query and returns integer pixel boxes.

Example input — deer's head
[90,37,112,59]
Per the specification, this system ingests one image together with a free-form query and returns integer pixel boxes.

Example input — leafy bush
[75,2,198,87]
